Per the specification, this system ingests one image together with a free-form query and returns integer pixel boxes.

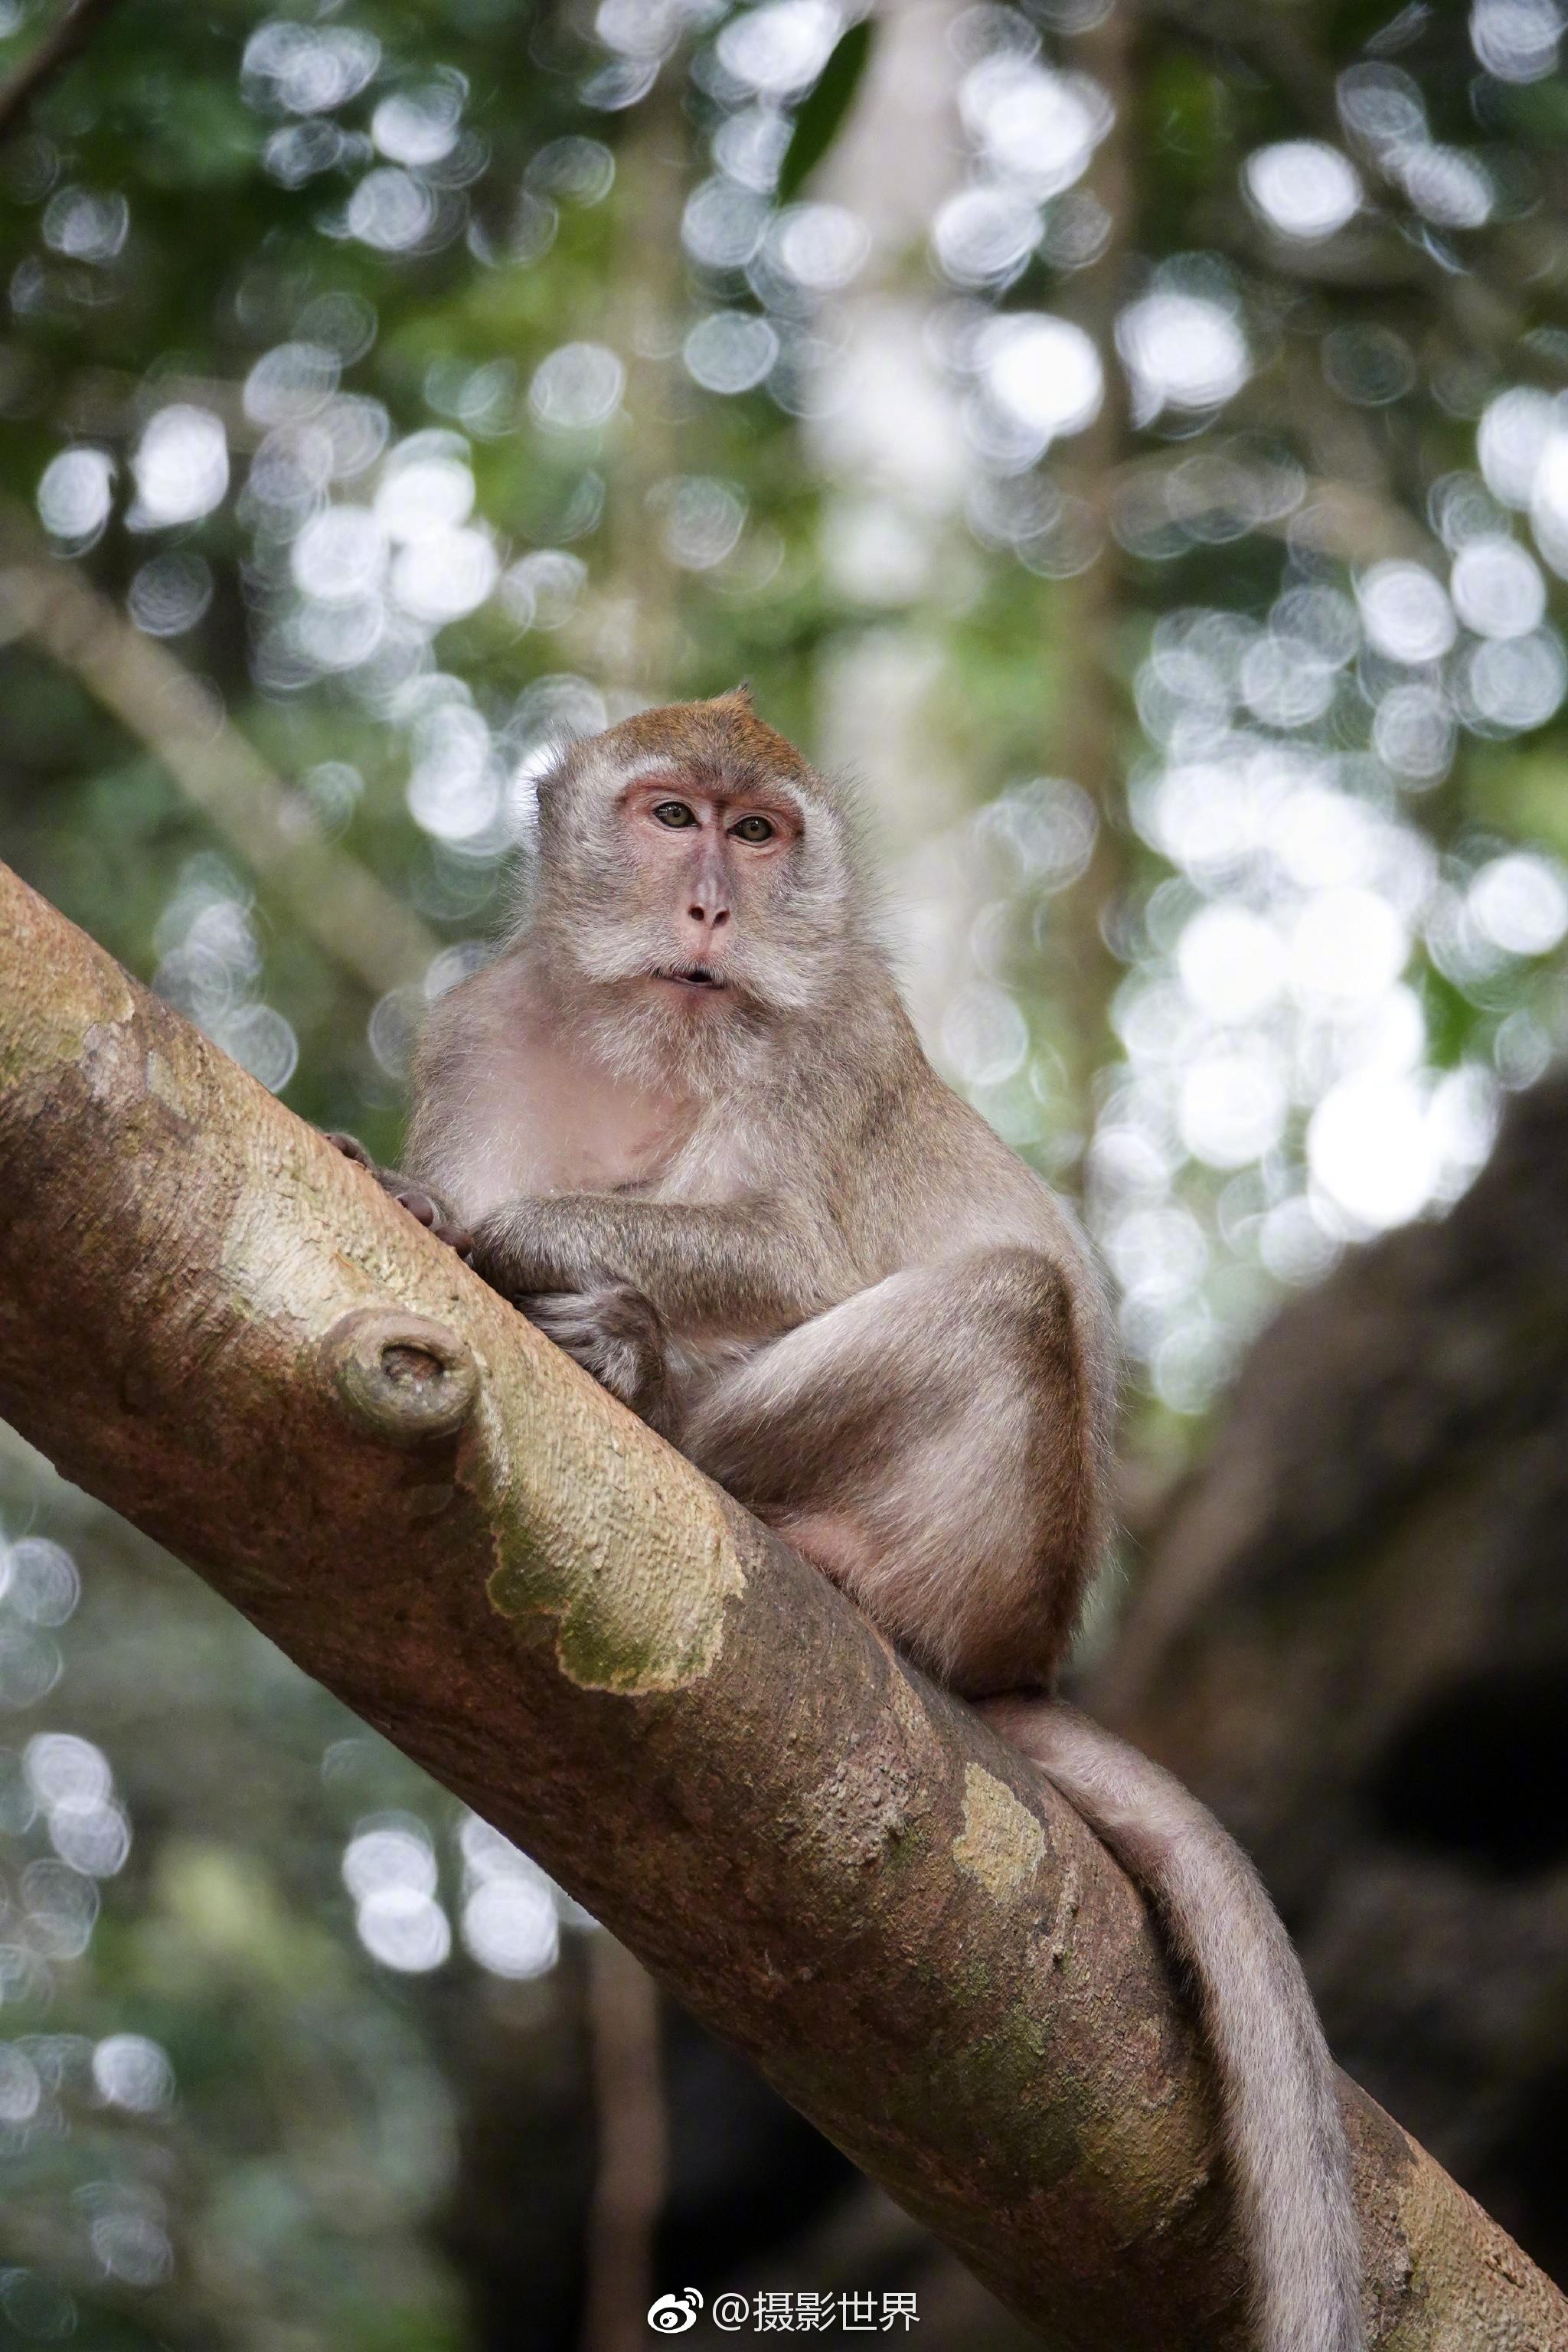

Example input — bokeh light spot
[1245,141,1361,240]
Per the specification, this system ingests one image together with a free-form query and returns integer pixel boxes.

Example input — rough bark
[1090,1074,1568,2295]
[0,858,1561,2352]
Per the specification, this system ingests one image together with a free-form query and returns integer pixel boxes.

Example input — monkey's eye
[652,801,697,828]
[730,815,775,844]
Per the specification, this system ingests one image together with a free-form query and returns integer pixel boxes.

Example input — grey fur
[390,694,1364,2352]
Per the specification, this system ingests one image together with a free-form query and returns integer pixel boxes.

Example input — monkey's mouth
[654,965,727,992]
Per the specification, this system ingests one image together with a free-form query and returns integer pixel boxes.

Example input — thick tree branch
[0,859,1562,2352]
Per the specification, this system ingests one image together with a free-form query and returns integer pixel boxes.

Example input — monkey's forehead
[580,692,821,796]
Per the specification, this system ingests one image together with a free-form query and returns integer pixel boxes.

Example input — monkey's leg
[683,1247,1094,1698]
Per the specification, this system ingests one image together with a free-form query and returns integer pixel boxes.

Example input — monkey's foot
[521,1284,669,1429]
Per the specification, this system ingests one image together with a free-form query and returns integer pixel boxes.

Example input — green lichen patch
[485,1412,745,1696]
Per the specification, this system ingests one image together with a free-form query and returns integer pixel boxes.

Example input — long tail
[980,1697,1364,2352]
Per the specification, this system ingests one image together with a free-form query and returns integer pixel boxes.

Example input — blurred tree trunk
[1047,0,1137,1119]
[580,1936,666,2352]
[594,61,688,699]
[1090,1072,1568,2288]
[0,0,122,139]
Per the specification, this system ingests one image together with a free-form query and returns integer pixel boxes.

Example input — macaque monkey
[334,689,1361,2352]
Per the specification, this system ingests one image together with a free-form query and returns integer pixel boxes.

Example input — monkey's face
[536,694,858,1024]
[603,772,808,1007]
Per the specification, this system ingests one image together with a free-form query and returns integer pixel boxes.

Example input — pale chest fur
[470,1047,675,1215]
[413,998,691,1222]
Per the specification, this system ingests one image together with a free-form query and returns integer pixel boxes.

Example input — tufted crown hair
[534,685,832,834]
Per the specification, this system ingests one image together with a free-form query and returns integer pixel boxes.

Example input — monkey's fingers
[326,1130,374,1166]
[384,1184,471,1258]
[393,1186,443,1228]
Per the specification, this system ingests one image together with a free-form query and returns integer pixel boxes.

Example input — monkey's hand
[465,1194,836,1342]
[520,1284,673,1437]
[326,1133,474,1256]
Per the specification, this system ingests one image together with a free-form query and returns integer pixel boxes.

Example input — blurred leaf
[776,16,874,206]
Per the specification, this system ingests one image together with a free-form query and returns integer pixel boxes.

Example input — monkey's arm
[468,1191,842,1341]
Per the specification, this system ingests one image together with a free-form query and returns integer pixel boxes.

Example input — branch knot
[323,1307,479,1446]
